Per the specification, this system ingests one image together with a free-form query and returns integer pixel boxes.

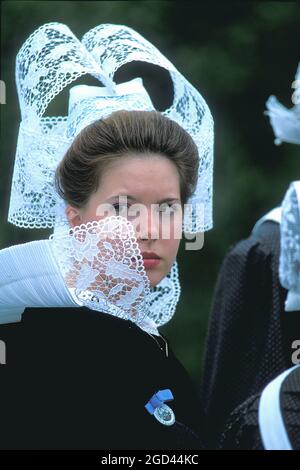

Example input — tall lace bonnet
[1,23,214,333]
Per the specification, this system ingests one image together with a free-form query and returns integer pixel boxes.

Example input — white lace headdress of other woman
[279,181,300,312]
[265,62,300,145]
[264,63,300,312]
[0,23,214,334]
[253,63,300,234]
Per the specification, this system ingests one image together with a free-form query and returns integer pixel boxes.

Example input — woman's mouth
[141,252,161,269]
[143,259,160,268]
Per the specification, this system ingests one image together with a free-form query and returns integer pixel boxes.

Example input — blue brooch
[145,389,176,426]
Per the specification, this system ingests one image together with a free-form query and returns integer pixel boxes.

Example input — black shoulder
[17,306,161,364]
[227,220,280,259]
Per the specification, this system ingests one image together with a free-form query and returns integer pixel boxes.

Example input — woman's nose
[135,207,160,240]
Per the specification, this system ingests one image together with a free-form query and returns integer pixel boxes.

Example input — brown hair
[55,110,199,208]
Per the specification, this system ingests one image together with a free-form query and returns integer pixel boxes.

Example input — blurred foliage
[1,1,300,385]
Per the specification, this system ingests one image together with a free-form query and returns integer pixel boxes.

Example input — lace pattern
[8,22,214,233]
[49,215,180,332]
[279,181,300,294]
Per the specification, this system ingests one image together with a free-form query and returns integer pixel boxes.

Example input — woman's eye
[112,204,131,213]
[112,203,178,217]
[158,203,177,215]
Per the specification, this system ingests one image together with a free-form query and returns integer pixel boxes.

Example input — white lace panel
[66,82,155,139]
[9,22,214,233]
[9,118,71,229]
[49,216,151,324]
[279,181,300,294]
[145,260,181,328]
[15,22,114,120]
[49,215,180,331]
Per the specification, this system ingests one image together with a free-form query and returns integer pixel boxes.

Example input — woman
[219,181,300,450]
[0,23,214,449]
[200,63,300,447]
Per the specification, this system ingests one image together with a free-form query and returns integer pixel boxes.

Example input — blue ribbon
[145,389,174,415]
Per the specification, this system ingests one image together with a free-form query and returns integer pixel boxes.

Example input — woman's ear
[65,205,82,228]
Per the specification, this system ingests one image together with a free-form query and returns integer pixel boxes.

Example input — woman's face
[66,153,183,287]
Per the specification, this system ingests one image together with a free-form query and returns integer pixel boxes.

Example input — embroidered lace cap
[8,22,214,233]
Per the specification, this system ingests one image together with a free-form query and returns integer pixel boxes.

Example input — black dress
[0,306,204,450]
[200,220,300,447]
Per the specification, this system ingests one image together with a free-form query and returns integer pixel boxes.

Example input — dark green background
[1,1,299,385]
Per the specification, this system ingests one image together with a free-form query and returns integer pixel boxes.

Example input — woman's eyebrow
[107,195,181,204]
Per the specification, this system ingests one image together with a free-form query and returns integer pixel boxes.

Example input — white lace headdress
[9,22,214,232]
[279,181,300,312]
[265,63,300,145]
[1,22,214,332]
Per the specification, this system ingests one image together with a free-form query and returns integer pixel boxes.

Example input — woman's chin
[146,269,165,288]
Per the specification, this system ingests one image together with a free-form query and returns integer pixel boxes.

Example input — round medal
[153,404,175,426]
